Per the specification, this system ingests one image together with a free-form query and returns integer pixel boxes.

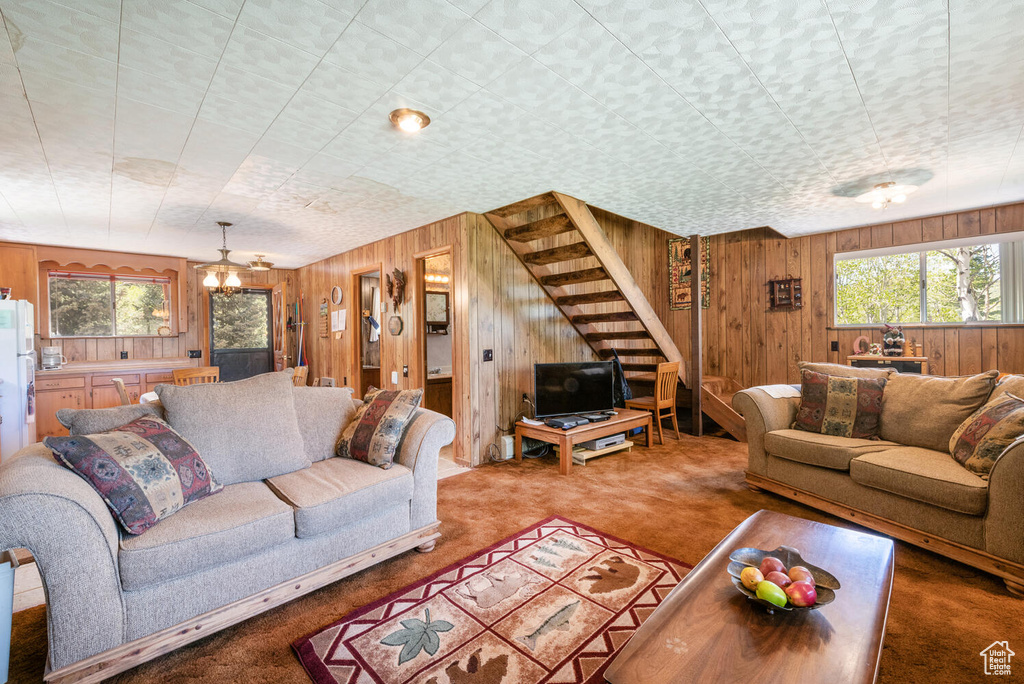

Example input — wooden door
[36,389,86,438]
[272,281,287,371]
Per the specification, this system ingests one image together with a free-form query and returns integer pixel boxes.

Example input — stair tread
[598,347,664,358]
[504,214,574,242]
[542,267,609,287]
[488,193,556,218]
[554,290,625,306]
[585,330,652,341]
[572,311,637,324]
[523,242,592,265]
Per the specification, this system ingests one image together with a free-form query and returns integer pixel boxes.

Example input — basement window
[834,234,1024,326]
[47,271,173,337]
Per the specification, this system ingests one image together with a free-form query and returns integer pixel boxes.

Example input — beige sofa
[734,363,1024,596]
[0,372,456,683]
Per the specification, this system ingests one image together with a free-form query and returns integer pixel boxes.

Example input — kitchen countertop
[37,357,195,376]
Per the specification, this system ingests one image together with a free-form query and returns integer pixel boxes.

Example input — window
[48,271,172,337]
[210,290,271,350]
[835,235,1024,325]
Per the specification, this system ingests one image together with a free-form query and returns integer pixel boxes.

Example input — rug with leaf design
[293,516,692,684]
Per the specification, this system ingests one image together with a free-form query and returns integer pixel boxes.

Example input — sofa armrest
[0,443,126,670]
[985,440,1024,566]
[732,388,801,476]
[396,409,456,529]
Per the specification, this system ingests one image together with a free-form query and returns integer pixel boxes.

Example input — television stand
[515,409,653,475]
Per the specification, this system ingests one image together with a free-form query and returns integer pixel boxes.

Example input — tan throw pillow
[880,370,999,452]
[949,393,1024,479]
[990,374,1024,403]
[336,388,423,469]
[156,370,310,485]
[293,386,356,462]
[57,402,164,435]
[798,361,894,381]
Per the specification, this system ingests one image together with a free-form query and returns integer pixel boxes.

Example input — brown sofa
[734,363,1024,596]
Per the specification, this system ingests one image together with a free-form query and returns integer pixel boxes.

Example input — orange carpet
[8,433,1024,683]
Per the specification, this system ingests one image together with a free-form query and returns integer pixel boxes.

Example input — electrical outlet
[120,351,128,359]
[830,341,839,352]
[402,365,408,377]
[391,370,399,385]
[188,349,202,358]
[483,349,493,362]
[343,376,348,386]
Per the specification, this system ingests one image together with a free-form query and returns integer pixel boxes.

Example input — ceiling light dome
[248,254,274,271]
[855,181,918,210]
[389,108,430,133]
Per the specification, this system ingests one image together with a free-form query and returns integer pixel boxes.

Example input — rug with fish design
[293,516,691,684]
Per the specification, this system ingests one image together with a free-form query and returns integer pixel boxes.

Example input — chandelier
[196,222,248,296]
[855,181,918,210]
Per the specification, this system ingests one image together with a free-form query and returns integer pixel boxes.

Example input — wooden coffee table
[514,409,652,475]
[606,510,895,683]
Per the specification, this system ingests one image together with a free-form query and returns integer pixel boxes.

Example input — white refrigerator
[0,300,36,462]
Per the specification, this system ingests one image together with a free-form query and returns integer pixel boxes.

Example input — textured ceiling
[0,0,1022,268]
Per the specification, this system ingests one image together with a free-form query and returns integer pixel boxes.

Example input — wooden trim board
[45,524,441,684]
[746,472,1024,590]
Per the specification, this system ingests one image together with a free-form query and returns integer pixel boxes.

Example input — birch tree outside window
[835,235,1024,326]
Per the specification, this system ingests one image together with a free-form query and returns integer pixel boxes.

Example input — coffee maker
[40,346,66,370]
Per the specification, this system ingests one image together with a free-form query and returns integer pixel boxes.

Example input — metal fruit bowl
[726,545,841,613]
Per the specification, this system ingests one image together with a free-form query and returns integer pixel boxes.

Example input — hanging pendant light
[196,221,249,297]
[248,254,274,271]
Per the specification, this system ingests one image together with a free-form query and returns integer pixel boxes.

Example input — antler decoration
[386,269,406,313]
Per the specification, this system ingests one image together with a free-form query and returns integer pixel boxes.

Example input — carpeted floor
[9,433,1024,683]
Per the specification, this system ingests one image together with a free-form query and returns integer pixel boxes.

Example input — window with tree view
[48,271,172,337]
[835,237,1024,325]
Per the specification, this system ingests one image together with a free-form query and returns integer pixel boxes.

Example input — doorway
[420,253,453,418]
[354,267,382,397]
[209,288,273,382]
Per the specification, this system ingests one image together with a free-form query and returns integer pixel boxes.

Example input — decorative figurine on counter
[882,324,905,357]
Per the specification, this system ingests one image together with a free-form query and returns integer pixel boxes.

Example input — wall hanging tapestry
[668,236,710,310]
[293,516,691,684]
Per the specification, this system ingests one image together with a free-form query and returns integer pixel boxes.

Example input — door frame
[203,284,275,378]
[351,262,384,398]
[414,245,465,465]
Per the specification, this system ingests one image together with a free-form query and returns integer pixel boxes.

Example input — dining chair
[110,378,132,406]
[624,361,680,444]
[292,366,309,387]
[172,367,220,386]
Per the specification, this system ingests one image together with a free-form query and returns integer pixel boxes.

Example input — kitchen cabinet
[36,388,86,438]
[424,376,453,418]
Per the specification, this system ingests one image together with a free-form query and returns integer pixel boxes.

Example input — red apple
[759,557,786,576]
[765,570,792,589]
[788,565,815,586]
[785,581,817,607]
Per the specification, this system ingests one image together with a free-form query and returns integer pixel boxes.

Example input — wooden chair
[111,378,132,406]
[292,366,309,387]
[624,361,680,444]
[172,367,220,386]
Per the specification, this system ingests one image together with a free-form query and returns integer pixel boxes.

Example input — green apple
[755,580,788,608]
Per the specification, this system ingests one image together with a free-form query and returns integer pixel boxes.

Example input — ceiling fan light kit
[855,181,918,210]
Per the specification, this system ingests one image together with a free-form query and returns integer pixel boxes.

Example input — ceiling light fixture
[389,108,430,133]
[855,181,918,210]
[196,221,249,297]
[248,254,274,271]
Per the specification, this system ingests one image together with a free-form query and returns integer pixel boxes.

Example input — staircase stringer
[551,192,688,387]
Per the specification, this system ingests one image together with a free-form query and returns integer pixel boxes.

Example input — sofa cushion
[765,429,898,470]
[337,388,423,469]
[57,402,164,435]
[293,386,356,462]
[850,447,989,515]
[793,369,886,439]
[949,393,1024,479]
[798,361,893,380]
[45,416,222,535]
[156,370,310,485]
[990,374,1024,403]
[266,458,414,539]
[118,481,294,589]
[879,370,999,452]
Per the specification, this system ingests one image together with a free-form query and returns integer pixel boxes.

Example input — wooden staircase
[485,192,687,387]
[700,375,747,442]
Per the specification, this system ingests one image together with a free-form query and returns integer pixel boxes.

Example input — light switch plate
[391,371,399,385]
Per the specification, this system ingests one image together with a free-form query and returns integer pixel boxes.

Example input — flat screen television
[534,361,615,418]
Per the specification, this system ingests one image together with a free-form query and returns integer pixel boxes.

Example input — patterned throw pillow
[336,388,423,469]
[793,369,886,439]
[44,416,222,535]
[949,393,1024,479]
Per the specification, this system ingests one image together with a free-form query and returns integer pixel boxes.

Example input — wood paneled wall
[704,201,1024,386]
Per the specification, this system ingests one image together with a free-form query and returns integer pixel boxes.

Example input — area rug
[293,516,692,684]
